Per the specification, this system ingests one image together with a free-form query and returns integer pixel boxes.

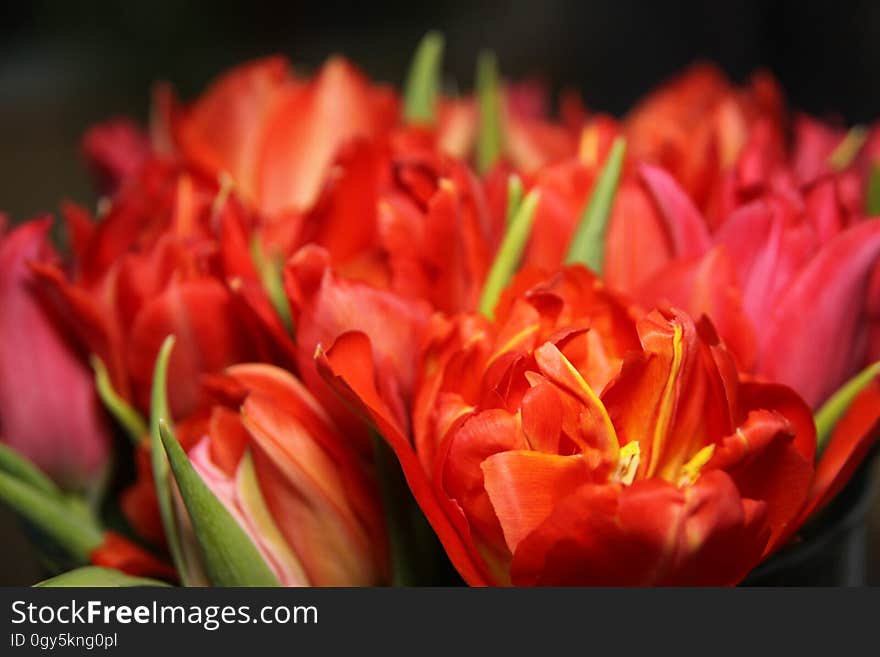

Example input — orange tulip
[317,265,871,585]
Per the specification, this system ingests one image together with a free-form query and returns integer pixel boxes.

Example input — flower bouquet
[2,33,878,587]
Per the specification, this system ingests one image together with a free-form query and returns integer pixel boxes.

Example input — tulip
[178,363,388,585]
[0,220,110,491]
[32,161,272,419]
[317,264,877,585]
[166,55,399,216]
[609,163,880,411]
[623,62,785,216]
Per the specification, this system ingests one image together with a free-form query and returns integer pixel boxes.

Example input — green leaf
[250,237,294,335]
[158,422,279,586]
[0,470,103,562]
[0,443,62,498]
[476,50,503,174]
[36,566,171,587]
[866,164,880,216]
[828,125,868,171]
[404,31,445,125]
[506,174,524,228]
[815,361,880,456]
[149,335,188,582]
[479,186,541,319]
[565,136,627,272]
[91,355,148,443]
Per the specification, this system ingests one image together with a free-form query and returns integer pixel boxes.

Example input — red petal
[257,57,398,214]
[482,450,589,553]
[757,218,880,407]
[315,331,493,585]
[510,471,768,586]
[174,56,292,203]
[798,377,880,524]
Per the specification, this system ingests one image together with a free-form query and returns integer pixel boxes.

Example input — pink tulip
[0,219,111,490]
[609,163,880,409]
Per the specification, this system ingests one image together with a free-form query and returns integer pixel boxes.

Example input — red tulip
[609,163,880,410]
[180,364,387,585]
[316,264,874,585]
[32,160,271,419]
[165,56,399,216]
[624,63,785,216]
[0,220,111,490]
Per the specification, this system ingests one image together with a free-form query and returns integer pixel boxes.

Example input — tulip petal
[510,471,768,586]
[240,386,382,585]
[799,376,880,524]
[704,409,813,554]
[638,162,712,258]
[757,218,880,407]
[174,56,292,202]
[315,331,492,585]
[257,57,397,213]
[482,450,589,553]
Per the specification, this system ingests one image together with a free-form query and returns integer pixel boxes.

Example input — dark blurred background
[1,0,879,584]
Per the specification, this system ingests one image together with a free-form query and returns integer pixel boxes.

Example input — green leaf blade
[158,422,279,587]
[91,354,148,443]
[866,164,880,216]
[36,566,171,588]
[149,335,188,582]
[815,361,880,455]
[476,50,503,174]
[565,136,627,273]
[403,31,445,125]
[0,443,62,498]
[479,186,541,319]
[0,470,103,562]
[250,237,294,335]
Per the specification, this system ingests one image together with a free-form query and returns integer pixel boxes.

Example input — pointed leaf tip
[149,335,188,582]
[404,31,445,125]
[158,421,279,587]
[565,136,627,273]
[92,354,148,443]
[476,50,503,174]
[250,237,294,335]
[815,361,880,455]
[828,125,868,172]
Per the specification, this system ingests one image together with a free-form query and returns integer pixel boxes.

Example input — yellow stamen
[614,441,640,485]
[677,443,716,487]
